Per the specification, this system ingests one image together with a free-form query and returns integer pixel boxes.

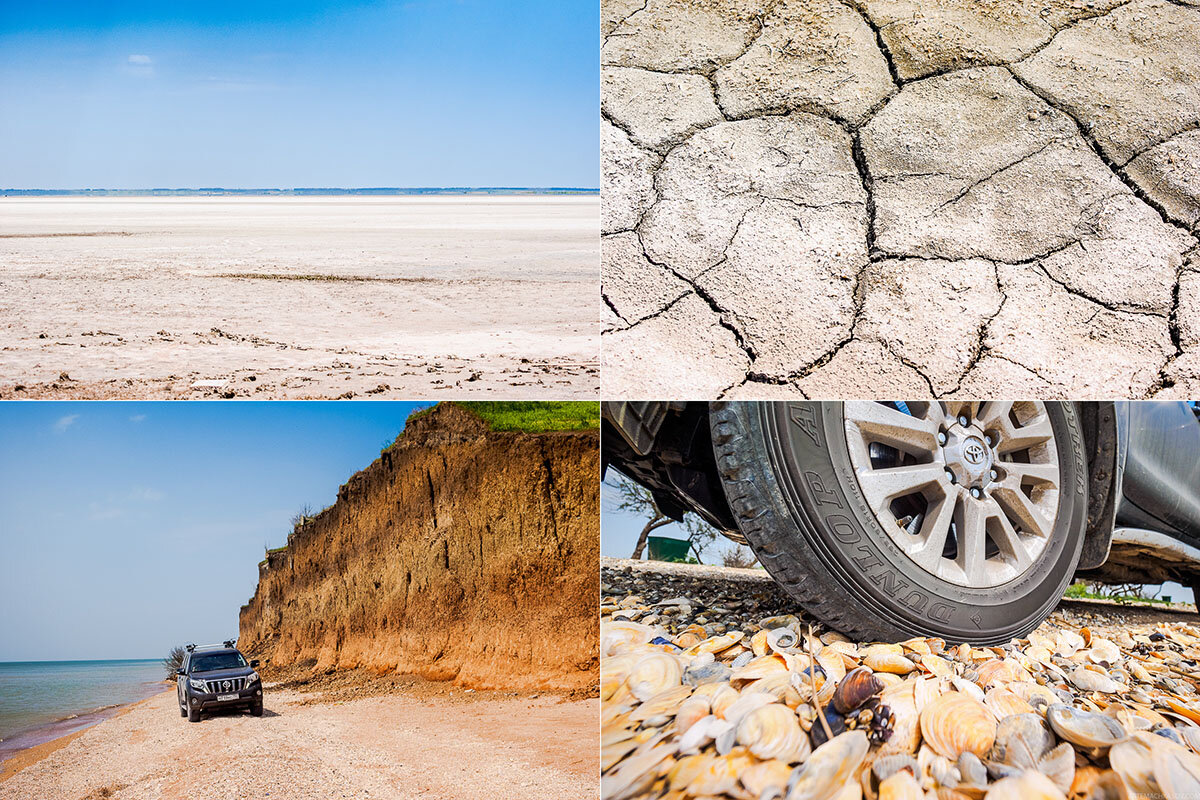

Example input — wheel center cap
[943,427,994,486]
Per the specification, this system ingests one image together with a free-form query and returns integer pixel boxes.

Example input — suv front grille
[204,677,247,694]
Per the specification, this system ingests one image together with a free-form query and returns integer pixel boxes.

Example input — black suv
[176,641,264,722]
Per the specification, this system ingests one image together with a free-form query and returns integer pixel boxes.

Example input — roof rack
[185,643,196,652]
[186,639,237,653]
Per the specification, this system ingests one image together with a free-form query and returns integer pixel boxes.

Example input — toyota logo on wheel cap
[963,439,987,465]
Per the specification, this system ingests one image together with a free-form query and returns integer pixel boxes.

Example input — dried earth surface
[601,0,1200,398]
[0,196,599,399]
[601,557,1200,799]
[0,686,598,800]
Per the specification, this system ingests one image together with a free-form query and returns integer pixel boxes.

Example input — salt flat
[0,195,599,398]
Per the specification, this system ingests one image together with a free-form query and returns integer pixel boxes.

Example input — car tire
[188,706,201,723]
[710,401,1088,645]
[179,703,187,718]
[251,700,264,717]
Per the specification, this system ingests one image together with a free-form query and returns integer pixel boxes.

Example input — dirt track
[0,196,599,399]
[601,0,1200,398]
[601,556,1199,628]
[0,688,598,800]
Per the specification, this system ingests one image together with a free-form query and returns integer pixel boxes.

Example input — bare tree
[719,544,758,569]
[290,503,314,530]
[162,645,186,680]
[604,472,719,562]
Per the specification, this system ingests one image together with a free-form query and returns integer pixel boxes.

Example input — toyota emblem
[964,440,987,465]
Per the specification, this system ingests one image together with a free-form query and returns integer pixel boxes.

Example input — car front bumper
[186,685,263,710]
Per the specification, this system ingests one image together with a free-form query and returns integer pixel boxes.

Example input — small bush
[455,401,599,432]
[162,645,185,680]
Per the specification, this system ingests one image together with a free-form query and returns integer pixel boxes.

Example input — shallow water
[0,660,166,761]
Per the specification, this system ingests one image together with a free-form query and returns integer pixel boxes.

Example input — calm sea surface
[0,660,167,761]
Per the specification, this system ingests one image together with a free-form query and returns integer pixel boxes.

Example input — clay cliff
[238,403,598,692]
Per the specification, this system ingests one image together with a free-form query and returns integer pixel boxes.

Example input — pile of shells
[601,590,1200,800]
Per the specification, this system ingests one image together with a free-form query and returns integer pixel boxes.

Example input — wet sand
[0,196,599,399]
[0,687,598,799]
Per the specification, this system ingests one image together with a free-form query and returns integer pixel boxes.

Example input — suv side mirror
[250,660,260,668]
[176,669,186,677]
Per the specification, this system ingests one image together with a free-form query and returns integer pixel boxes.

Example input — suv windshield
[190,652,247,672]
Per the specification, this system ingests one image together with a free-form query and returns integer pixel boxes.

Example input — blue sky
[0,401,429,661]
[0,1,597,188]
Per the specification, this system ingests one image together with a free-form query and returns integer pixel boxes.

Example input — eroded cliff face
[238,403,598,692]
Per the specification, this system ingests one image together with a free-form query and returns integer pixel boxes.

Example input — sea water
[0,660,167,761]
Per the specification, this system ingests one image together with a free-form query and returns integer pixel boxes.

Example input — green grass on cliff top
[456,402,599,432]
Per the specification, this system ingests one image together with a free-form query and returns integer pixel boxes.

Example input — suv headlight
[246,671,260,684]
[188,678,208,692]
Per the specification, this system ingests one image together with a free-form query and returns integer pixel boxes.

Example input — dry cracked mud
[601,0,1200,398]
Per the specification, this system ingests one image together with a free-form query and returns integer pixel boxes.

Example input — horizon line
[2,186,599,194]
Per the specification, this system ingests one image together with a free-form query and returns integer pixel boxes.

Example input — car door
[1118,402,1200,543]
[177,652,189,704]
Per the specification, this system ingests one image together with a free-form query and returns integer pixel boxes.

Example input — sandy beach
[0,196,599,399]
[0,686,598,800]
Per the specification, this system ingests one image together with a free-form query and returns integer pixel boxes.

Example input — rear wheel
[710,401,1088,644]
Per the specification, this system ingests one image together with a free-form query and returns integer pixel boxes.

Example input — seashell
[720,691,777,727]
[985,771,1067,800]
[990,713,1054,768]
[769,626,801,650]
[737,703,812,763]
[754,671,807,708]
[752,629,771,657]
[809,706,849,749]
[1163,697,1200,726]
[920,692,996,759]
[876,673,904,688]
[731,650,754,669]
[687,750,753,796]
[600,740,674,800]
[1046,704,1126,752]
[878,770,922,800]
[1153,738,1200,800]
[1069,665,1121,694]
[818,650,848,683]
[834,667,884,714]
[1155,725,1186,746]
[866,653,917,675]
[1006,681,1059,710]
[950,677,985,702]
[602,621,661,657]
[872,754,920,783]
[709,683,740,718]
[684,660,731,687]
[786,730,870,800]
[1180,725,1200,754]
[1088,638,1121,665]
[1055,630,1085,657]
[691,631,745,656]
[928,753,960,788]
[1038,742,1076,793]
[876,682,921,757]
[1109,732,1161,797]
[678,714,731,753]
[627,652,682,702]
[1084,771,1131,800]
[1069,765,1104,798]
[676,695,711,734]
[631,685,693,722]
[984,687,1034,720]
[920,654,954,678]
[975,660,1031,688]
[732,653,792,685]
[742,759,795,799]
[956,751,987,788]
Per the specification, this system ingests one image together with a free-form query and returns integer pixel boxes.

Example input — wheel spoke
[856,463,947,515]
[998,414,1054,454]
[844,401,940,457]
[956,499,989,585]
[986,503,1033,572]
[998,460,1059,488]
[991,479,1054,539]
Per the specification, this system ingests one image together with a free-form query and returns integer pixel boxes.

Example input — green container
[647,535,692,562]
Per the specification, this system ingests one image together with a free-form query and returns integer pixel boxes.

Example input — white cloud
[128,54,152,65]
[53,414,79,433]
[129,414,146,423]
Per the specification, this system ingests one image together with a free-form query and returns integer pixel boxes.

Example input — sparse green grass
[455,401,599,432]
[1064,582,1176,606]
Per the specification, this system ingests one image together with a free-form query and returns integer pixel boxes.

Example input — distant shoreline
[1,187,599,197]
